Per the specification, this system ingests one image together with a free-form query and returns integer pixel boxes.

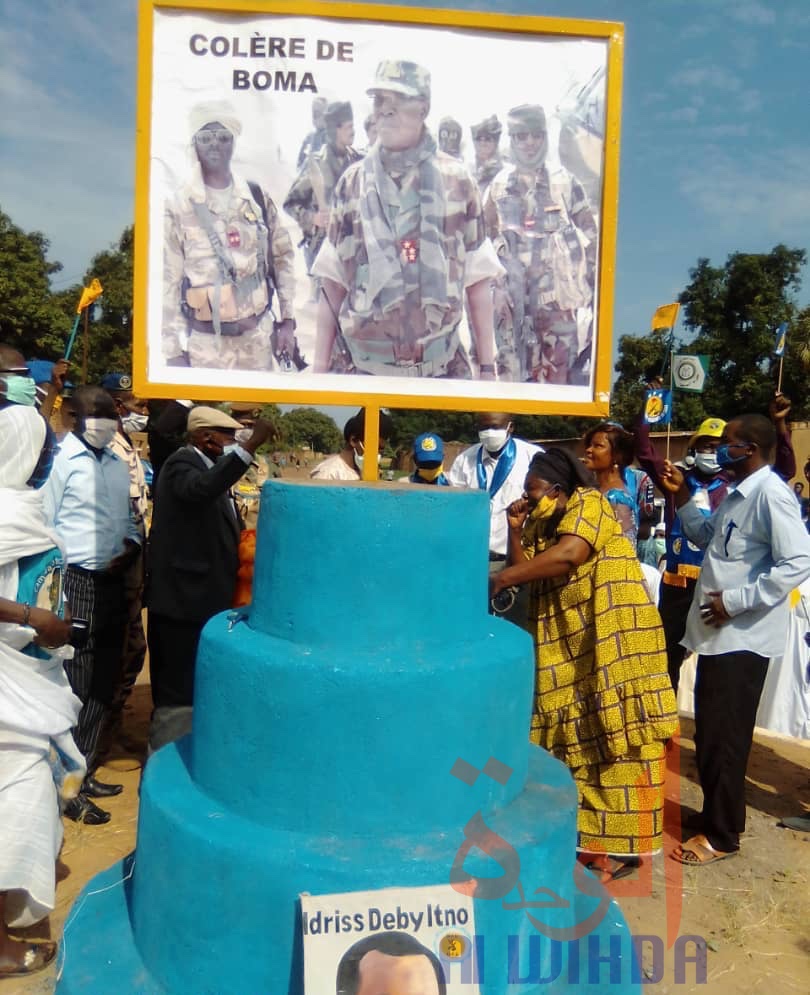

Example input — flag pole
[64,314,82,361]
[777,355,784,394]
[666,324,675,462]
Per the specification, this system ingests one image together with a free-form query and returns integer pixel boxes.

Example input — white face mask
[353,442,381,473]
[479,427,510,453]
[234,427,253,445]
[694,452,720,475]
[82,417,118,450]
[122,412,148,433]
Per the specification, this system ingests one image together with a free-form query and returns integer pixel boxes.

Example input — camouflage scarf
[356,129,449,318]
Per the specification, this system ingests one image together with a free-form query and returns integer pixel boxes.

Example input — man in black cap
[484,104,597,385]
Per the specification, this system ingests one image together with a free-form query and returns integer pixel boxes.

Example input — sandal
[0,940,56,977]
[672,834,737,866]
[582,854,641,883]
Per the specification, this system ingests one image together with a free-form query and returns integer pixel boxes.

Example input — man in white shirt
[43,386,143,824]
[663,413,810,865]
[448,412,542,627]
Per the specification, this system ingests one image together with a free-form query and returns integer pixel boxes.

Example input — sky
[3,0,810,403]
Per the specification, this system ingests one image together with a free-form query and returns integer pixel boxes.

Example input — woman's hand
[506,497,529,531]
[29,606,72,648]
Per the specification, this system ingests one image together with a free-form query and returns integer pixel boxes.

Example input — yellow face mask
[529,488,560,520]
[417,464,444,482]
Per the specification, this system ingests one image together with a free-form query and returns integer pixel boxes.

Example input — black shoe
[64,794,111,825]
[83,775,123,798]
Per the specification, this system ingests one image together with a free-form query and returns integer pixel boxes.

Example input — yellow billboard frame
[134,0,624,462]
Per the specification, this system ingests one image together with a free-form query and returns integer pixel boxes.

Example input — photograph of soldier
[438,115,462,159]
[162,100,304,372]
[470,114,503,194]
[484,104,598,385]
[283,101,363,292]
[296,96,329,170]
[311,60,503,381]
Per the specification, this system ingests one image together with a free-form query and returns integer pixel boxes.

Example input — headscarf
[188,99,242,138]
[528,447,593,495]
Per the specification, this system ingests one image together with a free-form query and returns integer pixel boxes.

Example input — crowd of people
[2,341,810,976]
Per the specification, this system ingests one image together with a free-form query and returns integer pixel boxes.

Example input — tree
[0,207,68,355]
[281,407,342,453]
[611,244,810,428]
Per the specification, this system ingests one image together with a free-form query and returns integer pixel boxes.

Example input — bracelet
[22,602,31,626]
[479,363,496,373]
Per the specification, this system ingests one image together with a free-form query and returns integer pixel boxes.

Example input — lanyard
[476,438,517,499]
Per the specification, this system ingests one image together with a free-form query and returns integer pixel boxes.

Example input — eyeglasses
[195,129,234,146]
[513,131,545,141]
[0,367,31,377]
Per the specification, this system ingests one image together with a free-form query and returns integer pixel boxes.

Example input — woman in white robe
[0,403,85,978]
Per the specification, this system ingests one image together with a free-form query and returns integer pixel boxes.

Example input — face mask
[417,465,444,482]
[694,452,720,475]
[654,537,667,558]
[715,443,748,468]
[529,489,559,521]
[122,412,148,433]
[81,417,118,450]
[2,374,37,406]
[234,427,253,445]
[479,428,509,453]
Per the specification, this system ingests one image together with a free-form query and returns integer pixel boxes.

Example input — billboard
[134,0,623,415]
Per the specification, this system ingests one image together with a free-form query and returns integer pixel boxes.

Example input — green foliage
[386,410,595,448]
[281,407,342,453]
[0,207,68,356]
[612,244,810,428]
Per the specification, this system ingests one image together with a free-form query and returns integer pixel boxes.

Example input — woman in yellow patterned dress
[490,448,678,881]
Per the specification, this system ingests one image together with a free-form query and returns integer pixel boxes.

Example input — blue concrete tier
[249,482,491,647]
[191,610,533,832]
[56,740,640,994]
[57,480,641,994]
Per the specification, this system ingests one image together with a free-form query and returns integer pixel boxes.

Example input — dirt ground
[7,673,810,994]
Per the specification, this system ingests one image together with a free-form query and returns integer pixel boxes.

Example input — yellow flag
[76,278,103,313]
[650,302,679,331]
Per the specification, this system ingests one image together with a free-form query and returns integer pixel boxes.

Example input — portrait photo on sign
[135,1,622,412]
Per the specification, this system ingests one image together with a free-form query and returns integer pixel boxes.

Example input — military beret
[507,104,547,134]
[471,115,502,140]
[367,60,430,101]
[100,372,133,392]
[324,101,353,127]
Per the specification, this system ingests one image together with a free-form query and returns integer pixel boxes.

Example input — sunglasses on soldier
[195,129,234,146]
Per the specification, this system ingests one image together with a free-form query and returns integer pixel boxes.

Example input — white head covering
[188,99,242,138]
[0,405,60,569]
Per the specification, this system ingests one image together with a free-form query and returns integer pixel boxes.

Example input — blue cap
[100,372,133,392]
[27,359,54,385]
[413,432,444,465]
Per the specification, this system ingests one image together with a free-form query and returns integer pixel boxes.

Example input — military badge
[399,238,419,263]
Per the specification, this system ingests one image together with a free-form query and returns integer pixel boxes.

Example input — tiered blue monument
[57,481,640,993]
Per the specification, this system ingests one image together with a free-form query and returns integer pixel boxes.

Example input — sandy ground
[7,672,810,994]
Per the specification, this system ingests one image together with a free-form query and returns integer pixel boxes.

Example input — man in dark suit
[145,405,274,752]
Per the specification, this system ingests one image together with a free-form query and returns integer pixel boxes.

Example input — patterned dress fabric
[523,487,678,856]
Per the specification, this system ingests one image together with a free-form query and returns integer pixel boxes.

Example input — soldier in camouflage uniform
[163,100,300,372]
[470,114,503,194]
[283,101,363,276]
[438,116,463,159]
[484,104,597,385]
[312,61,503,380]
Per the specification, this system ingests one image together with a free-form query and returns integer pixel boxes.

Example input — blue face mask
[715,443,748,468]
[2,374,37,406]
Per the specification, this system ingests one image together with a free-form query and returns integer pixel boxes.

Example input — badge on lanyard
[400,238,419,263]
[227,228,241,248]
